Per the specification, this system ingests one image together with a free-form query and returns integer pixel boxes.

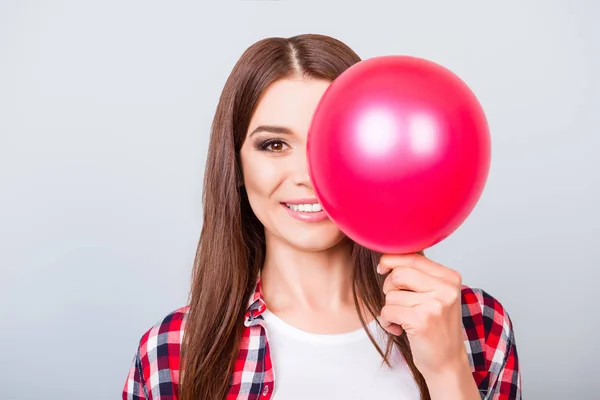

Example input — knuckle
[391,269,403,286]
[380,305,387,318]
[451,287,461,302]
[431,300,444,316]
[446,293,459,306]
[448,269,462,286]
[379,254,390,266]
[383,292,389,305]
[385,291,394,304]
[380,306,391,321]
[442,287,459,305]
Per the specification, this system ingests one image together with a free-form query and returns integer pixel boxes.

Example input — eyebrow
[249,125,294,137]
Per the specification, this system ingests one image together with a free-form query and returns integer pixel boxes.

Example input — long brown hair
[180,34,430,400]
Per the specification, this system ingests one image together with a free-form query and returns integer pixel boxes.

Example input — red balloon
[307,55,491,254]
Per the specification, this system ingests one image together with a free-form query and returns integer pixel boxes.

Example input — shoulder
[122,305,189,400]
[460,285,521,397]
[137,305,189,352]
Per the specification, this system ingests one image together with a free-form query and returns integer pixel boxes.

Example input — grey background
[1,1,598,399]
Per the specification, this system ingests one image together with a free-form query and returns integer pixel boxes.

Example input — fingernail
[376,263,381,274]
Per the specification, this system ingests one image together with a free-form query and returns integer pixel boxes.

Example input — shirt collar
[244,270,267,326]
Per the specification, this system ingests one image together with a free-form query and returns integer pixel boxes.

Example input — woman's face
[240,77,347,251]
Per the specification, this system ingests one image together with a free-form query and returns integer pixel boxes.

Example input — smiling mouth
[283,203,323,213]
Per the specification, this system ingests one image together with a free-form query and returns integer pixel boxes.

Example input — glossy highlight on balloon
[307,55,491,254]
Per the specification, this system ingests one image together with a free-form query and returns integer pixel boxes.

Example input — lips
[280,203,329,223]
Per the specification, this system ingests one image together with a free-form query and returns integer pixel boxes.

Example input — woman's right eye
[256,139,289,153]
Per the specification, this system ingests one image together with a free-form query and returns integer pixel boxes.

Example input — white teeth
[285,203,322,213]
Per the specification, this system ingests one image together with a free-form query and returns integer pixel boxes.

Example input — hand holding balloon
[377,253,467,378]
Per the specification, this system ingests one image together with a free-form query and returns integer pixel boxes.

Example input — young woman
[122,34,522,400]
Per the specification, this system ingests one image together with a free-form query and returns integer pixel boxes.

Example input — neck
[260,235,355,314]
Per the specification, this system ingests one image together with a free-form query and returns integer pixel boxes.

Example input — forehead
[248,78,331,135]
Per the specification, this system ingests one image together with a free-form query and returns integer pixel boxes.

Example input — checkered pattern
[461,287,522,399]
[122,279,521,399]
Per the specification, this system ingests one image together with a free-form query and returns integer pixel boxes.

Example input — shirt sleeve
[484,310,522,400]
[462,285,522,400]
[471,288,522,400]
[122,345,149,400]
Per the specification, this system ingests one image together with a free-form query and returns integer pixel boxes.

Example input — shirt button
[262,385,269,396]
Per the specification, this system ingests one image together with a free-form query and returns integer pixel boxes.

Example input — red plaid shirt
[122,279,522,399]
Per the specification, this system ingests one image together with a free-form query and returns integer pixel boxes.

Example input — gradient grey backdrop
[1,1,598,399]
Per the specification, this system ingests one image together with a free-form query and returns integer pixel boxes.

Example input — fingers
[382,322,404,336]
[381,265,445,296]
[378,254,464,338]
[385,289,424,307]
[380,304,418,333]
[378,253,462,286]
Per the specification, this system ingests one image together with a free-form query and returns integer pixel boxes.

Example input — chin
[284,228,347,252]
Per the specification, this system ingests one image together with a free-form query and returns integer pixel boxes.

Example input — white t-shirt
[261,308,422,400]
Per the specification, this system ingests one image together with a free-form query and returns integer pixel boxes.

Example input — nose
[290,147,313,189]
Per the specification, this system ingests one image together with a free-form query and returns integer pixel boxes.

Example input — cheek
[242,156,284,205]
